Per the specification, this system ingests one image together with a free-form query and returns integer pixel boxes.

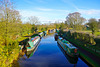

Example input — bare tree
[28,16,40,25]
[65,12,86,30]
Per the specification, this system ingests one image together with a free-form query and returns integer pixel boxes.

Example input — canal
[18,34,88,67]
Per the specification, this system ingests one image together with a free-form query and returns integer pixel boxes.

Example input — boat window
[69,44,74,47]
[59,38,62,40]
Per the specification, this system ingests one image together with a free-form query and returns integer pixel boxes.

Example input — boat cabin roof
[30,36,39,42]
[30,38,35,41]
[58,37,77,49]
[66,43,76,48]
[59,37,63,40]
[39,32,43,35]
[62,39,77,49]
[28,36,39,48]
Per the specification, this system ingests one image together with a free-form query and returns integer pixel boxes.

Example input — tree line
[0,0,39,46]
[63,12,100,35]
[0,0,100,46]
[0,0,41,66]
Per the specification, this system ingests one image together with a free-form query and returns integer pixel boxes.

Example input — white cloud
[62,0,100,15]
[76,9,100,20]
[23,0,46,4]
[36,7,70,12]
[36,8,53,11]
[78,9,100,15]
[18,8,69,23]
[18,8,100,24]
[62,0,79,10]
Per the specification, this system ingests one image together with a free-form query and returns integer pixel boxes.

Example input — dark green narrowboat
[58,43,78,64]
[57,37,79,57]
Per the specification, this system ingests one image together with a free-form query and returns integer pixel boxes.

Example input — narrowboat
[25,43,39,58]
[58,43,78,64]
[43,31,47,36]
[57,37,79,57]
[26,36,40,51]
[56,29,59,33]
[54,33,58,41]
[38,32,43,38]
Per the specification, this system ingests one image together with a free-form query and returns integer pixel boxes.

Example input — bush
[66,31,96,45]
[0,41,20,67]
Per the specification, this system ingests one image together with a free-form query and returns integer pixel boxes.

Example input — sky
[13,0,100,23]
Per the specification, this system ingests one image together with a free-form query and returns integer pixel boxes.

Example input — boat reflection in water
[57,43,78,65]
[19,39,41,59]
[25,43,40,58]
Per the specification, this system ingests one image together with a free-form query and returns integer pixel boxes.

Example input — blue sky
[13,0,100,23]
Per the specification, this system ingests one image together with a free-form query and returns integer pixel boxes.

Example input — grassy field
[94,32,100,36]
[76,30,100,36]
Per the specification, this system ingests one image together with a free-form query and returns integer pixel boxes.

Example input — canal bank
[10,32,42,67]
[16,34,88,67]
[58,32,100,67]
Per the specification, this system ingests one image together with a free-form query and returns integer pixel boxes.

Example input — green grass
[94,32,100,36]
[17,33,38,42]
[76,30,100,36]
[76,30,91,33]
[61,35,100,66]
[65,36,100,58]
[79,51,99,67]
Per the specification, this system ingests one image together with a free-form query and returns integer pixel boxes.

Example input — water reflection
[25,44,39,58]
[57,43,78,64]
[19,41,40,59]
[17,35,88,67]
[43,33,55,39]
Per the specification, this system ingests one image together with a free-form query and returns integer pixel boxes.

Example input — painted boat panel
[57,37,78,57]
[27,36,40,51]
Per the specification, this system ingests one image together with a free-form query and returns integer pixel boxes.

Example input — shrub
[66,31,96,45]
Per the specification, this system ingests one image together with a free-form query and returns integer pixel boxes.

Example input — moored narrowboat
[26,36,40,51]
[54,33,58,41]
[43,31,47,36]
[57,44,78,64]
[57,37,79,58]
[25,43,39,58]
[38,32,43,38]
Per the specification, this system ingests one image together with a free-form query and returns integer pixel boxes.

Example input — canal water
[18,34,88,67]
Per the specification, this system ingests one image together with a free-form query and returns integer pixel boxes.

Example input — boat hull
[57,44,78,64]
[54,33,58,41]
[27,36,41,52]
[57,39,78,58]
[26,42,40,58]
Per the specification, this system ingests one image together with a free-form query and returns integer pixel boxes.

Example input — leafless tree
[65,12,86,30]
[28,16,40,25]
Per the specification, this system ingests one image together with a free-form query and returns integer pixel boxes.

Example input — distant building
[98,19,100,22]
[85,25,89,28]
[85,25,90,30]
